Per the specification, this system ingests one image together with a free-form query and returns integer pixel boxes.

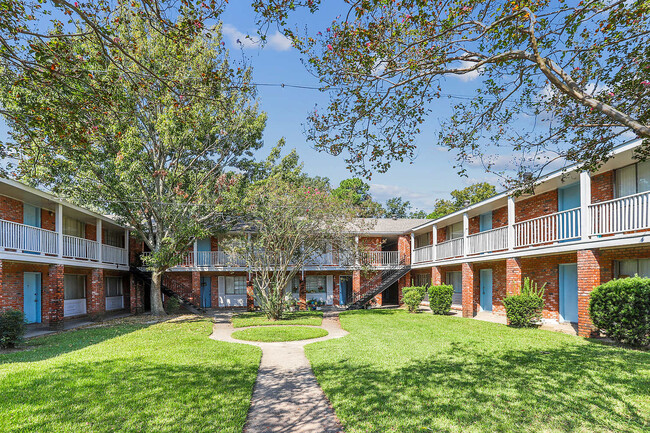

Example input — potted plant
[315,299,325,310]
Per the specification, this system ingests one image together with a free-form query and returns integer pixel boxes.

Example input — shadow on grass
[0,359,258,433]
[309,333,650,432]
[0,323,147,365]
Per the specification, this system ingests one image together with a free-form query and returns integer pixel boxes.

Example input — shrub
[589,277,650,347]
[402,286,426,313]
[165,296,181,314]
[0,310,26,348]
[503,278,546,327]
[428,284,453,315]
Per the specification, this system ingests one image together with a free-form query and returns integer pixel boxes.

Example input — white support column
[580,171,592,241]
[96,218,103,263]
[410,232,415,263]
[432,224,437,262]
[56,203,63,257]
[507,196,515,250]
[462,212,469,257]
[193,239,198,267]
[125,229,129,266]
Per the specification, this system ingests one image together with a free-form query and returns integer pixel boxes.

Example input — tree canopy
[427,183,498,219]
[254,0,650,189]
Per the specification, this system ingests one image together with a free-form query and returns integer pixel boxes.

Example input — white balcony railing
[195,251,247,267]
[413,245,435,264]
[0,219,58,255]
[361,250,401,267]
[436,238,464,260]
[102,244,128,265]
[514,208,581,248]
[467,226,508,255]
[590,190,650,236]
[63,235,99,260]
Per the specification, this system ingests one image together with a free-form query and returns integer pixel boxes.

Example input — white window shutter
[326,275,334,305]
[217,276,225,306]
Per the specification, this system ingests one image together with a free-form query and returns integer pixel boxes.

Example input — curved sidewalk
[211,311,348,433]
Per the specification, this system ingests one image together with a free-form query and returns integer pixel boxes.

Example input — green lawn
[0,317,261,433]
[305,310,650,433]
[231,311,323,328]
[232,325,328,342]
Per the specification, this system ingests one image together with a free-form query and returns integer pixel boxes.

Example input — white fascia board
[0,251,130,271]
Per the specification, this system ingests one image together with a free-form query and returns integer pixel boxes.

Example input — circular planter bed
[231,326,328,342]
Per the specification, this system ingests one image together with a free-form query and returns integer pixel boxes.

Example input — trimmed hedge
[589,277,650,347]
[428,284,453,315]
[0,310,26,348]
[402,286,427,313]
[503,295,544,327]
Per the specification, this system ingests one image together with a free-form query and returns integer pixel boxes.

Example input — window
[479,212,493,232]
[64,275,86,300]
[615,259,650,278]
[450,222,463,240]
[103,229,125,248]
[63,216,85,238]
[225,276,247,295]
[285,276,301,294]
[105,277,123,297]
[414,233,430,249]
[615,160,650,198]
[446,271,462,293]
[306,275,326,293]
[413,273,431,287]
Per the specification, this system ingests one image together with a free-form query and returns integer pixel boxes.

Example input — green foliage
[428,284,453,315]
[165,297,181,314]
[428,183,497,219]
[402,286,426,313]
[0,310,26,349]
[520,277,547,298]
[590,277,650,347]
[231,326,328,342]
[384,196,411,218]
[332,178,384,217]
[503,296,545,328]
[232,311,323,328]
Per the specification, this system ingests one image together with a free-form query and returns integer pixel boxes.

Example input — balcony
[514,208,581,248]
[467,226,508,255]
[590,190,650,236]
[413,245,435,263]
[0,219,128,266]
[436,238,464,260]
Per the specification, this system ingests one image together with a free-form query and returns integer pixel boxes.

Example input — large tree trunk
[150,269,167,316]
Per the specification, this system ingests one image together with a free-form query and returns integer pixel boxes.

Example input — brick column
[298,278,307,311]
[577,249,605,338]
[397,271,410,305]
[506,258,522,296]
[461,262,476,318]
[191,271,201,307]
[0,260,4,311]
[333,276,340,306]
[432,266,442,286]
[246,279,255,311]
[47,264,64,329]
[88,268,105,318]
[211,276,219,308]
[398,235,411,264]
[129,274,143,314]
[352,270,361,296]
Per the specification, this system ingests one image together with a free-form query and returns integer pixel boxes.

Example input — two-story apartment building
[0,178,130,328]
[409,139,649,337]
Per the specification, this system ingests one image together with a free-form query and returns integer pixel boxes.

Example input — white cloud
[454,60,483,82]
[370,183,449,211]
[221,24,291,51]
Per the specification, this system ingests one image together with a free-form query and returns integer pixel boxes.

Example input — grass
[232,326,328,342]
[305,310,650,433]
[0,316,261,433]
[231,311,323,328]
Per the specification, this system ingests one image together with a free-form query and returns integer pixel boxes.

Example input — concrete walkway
[210,311,347,433]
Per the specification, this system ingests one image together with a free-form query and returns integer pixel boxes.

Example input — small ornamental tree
[402,286,426,313]
[428,285,454,315]
[503,278,546,327]
[224,176,359,320]
[1,18,266,315]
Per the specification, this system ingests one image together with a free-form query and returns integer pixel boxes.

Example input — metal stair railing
[130,265,205,314]
[347,258,410,309]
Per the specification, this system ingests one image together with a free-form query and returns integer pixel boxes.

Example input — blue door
[200,277,211,308]
[479,212,493,232]
[23,204,41,254]
[340,278,348,304]
[559,264,578,323]
[23,272,42,323]
[197,238,211,266]
[558,183,580,241]
[479,269,493,311]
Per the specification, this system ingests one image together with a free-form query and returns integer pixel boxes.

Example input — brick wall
[461,262,476,317]
[85,223,96,241]
[360,236,383,251]
[0,195,23,223]
[165,273,193,300]
[506,258,522,297]
[493,206,508,228]
[577,249,606,337]
[211,236,219,251]
[0,262,53,323]
[47,264,64,327]
[129,237,144,265]
[468,216,480,235]
[515,190,558,223]
[520,253,576,320]
[41,209,56,231]
[398,234,411,264]
[431,266,442,285]
[88,268,105,316]
[437,226,446,243]
[591,171,614,203]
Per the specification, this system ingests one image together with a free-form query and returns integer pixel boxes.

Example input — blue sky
[218,2,502,213]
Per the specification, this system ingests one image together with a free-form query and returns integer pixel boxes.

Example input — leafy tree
[383,197,411,218]
[332,177,384,217]
[253,1,650,188]
[428,183,497,219]
[224,176,358,320]
[1,18,265,315]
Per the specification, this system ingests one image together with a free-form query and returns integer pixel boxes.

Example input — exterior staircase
[130,266,205,314]
[346,260,411,309]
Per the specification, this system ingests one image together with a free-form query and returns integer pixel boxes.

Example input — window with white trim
[615,259,650,278]
[413,273,431,287]
[446,271,462,294]
[63,216,86,238]
[286,276,301,294]
[105,277,123,297]
[306,275,326,293]
[615,160,650,198]
[103,229,125,248]
[449,222,463,240]
[64,274,86,300]
[414,233,430,248]
[225,276,247,295]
